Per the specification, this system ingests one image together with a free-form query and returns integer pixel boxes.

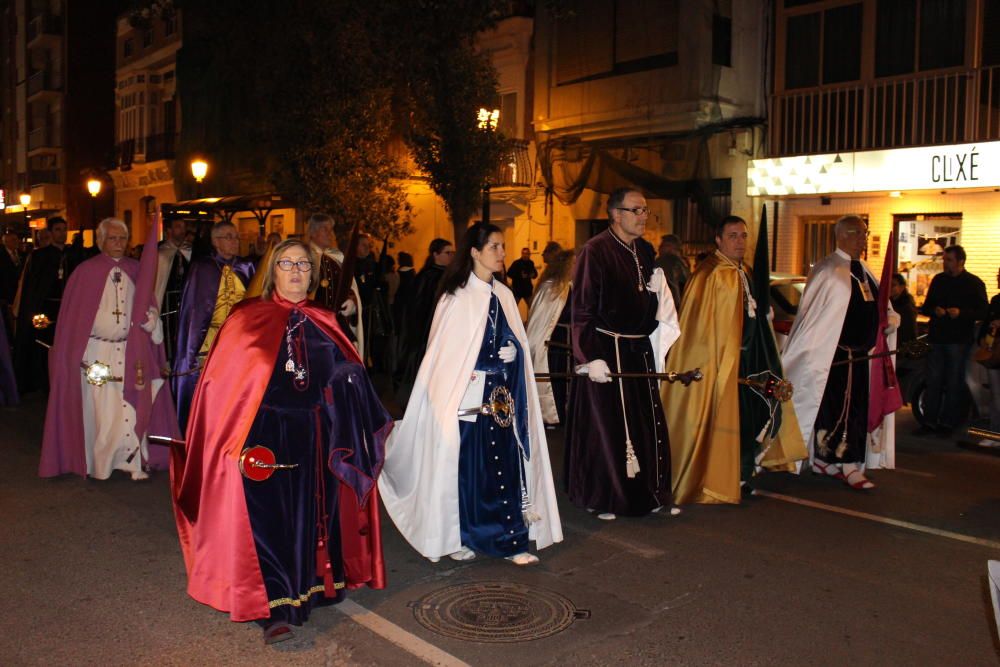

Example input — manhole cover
[410,582,587,643]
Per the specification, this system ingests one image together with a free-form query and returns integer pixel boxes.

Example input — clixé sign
[747,141,1000,197]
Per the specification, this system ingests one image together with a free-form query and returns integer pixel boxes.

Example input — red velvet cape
[171,293,387,622]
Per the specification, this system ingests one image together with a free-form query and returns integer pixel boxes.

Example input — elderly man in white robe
[39,218,173,481]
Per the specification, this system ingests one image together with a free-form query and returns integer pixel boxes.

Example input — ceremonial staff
[830,339,929,367]
[535,368,704,384]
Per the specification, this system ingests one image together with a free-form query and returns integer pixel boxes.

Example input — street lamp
[87,178,102,230]
[190,158,208,198]
[19,192,30,229]
[478,107,499,223]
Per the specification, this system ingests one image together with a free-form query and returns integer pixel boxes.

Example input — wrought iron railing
[492,139,532,187]
[26,13,62,42]
[27,69,60,97]
[28,126,58,151]
[769,66,1000,156]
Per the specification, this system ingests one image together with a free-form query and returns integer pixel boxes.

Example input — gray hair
[210,221,237,239]
[307,213,334,237]
[96,217,129,245]
[834,215,866,237]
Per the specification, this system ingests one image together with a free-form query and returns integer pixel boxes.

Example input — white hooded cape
[378,275,563,559]
[525,279,570,424]
[781,249,897,469]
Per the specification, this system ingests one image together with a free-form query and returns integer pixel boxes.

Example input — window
[822,4,862,83]
[123,38,133,58]
[164,15,176,37]
[784,4,862,89]
[498,92,517,137]
[137,74,145,83]
[142,29,153,48]
[785,12,821,89]
[555,0,678,86]
[876,0,967,77]
[163,70,174,82]
[712,14,732,67]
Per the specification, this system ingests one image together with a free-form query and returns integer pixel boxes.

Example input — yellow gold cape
[663,253,806,504]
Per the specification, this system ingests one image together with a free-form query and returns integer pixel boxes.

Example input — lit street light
[87,178,102,230]
[478,107,499,224]
[19,192,30,230]
[191,159,208,198]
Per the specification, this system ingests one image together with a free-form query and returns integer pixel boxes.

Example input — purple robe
[171,252,255,431]
[38,253,179,477]
[564,230,671,516]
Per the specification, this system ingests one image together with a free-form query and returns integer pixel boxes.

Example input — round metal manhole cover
[410,581,586,643]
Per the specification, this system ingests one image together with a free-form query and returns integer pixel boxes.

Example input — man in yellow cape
[663,213,806,504]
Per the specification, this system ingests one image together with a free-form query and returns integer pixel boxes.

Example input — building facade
[755,0,1000,300]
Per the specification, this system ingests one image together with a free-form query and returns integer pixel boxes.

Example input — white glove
[340,299,357,317]
[583,359,612,383]
[646,267,664,293]
[498,342,517,363]
[140,307,158,333]
[884,310,900,335]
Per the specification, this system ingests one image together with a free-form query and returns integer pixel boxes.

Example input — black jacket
[920,270,988,344]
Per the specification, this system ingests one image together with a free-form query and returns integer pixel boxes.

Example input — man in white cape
[783,215,900,488]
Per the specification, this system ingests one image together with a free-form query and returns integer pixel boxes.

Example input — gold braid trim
[268,582,345,609]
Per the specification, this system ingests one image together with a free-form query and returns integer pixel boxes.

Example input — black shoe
[740,482,756,500]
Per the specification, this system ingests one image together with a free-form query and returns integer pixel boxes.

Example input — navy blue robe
[457,293,529,557]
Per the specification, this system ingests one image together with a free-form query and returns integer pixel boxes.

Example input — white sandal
[505,552,539,566]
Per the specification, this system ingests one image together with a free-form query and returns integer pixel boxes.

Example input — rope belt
[595,327,646,478]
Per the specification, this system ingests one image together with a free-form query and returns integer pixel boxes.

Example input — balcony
[26,14,62,44]
[28,126,59,152]
[116,139,135,170]
[769,66,1000,156]
[492,139,532,188]
[143,133,178,161]
[29,169,60,186]
[26,69,61,99]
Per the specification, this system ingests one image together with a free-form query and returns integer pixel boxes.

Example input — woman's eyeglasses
[276,259,313,272]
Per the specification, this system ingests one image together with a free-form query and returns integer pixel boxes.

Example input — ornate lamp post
[190,158,208,198]
[477,107,499,223]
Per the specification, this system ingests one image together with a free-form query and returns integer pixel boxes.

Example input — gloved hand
[140,307,158,333]
[884,310,900,335]
[498,342,517,363]
[340,299,357,317]
[585,359,612,383]
[646,267,664,294]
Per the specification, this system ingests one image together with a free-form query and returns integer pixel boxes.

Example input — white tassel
[625,441,640,478]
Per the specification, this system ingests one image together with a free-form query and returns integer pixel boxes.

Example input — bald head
[835,215,867,259]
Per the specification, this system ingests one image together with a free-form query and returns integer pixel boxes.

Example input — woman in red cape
[171,240,392,644]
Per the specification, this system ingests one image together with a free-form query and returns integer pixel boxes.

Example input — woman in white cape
[525,249,575,425]
[379,223,562,565]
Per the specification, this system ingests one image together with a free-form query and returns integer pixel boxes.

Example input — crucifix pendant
[285,359,295,373]
[112,307,123,324]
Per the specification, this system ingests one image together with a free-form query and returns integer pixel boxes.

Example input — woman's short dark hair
[398,251,414,268]
[438,223,503,299]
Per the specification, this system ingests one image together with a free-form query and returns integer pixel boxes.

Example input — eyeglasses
[615,206,650,216]
[276,259,313,272]
[216,234,240,241]
[844,230,870,238]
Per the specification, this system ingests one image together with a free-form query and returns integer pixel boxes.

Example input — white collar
[834,248,853,261]
[469,271,494,293]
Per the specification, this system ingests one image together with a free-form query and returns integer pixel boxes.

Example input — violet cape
[38,253,178,477]
[171,252,255,430]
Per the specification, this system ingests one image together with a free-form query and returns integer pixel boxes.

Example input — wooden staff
[831,340,929,367]
[535,369,703,384]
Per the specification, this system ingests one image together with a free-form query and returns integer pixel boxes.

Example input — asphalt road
[2,390,998,666]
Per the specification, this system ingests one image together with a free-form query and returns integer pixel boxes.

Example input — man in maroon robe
[564,188,674,519]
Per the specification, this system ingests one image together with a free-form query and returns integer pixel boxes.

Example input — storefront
[749,141,1000,302]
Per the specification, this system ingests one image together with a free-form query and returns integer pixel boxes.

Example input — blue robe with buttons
[457,292,529,557]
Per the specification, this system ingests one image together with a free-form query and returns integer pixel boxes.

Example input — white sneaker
[449,547,476,561]
[597,513,616,521]
[130,470,149,481]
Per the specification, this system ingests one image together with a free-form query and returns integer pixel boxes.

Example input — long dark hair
[437,222,503,300]
[422,237,453,270]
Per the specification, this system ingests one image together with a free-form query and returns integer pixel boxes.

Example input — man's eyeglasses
[844,229,870,238]
[615,206,650,216]
[216,234,240,241]
[276,259,313,272]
